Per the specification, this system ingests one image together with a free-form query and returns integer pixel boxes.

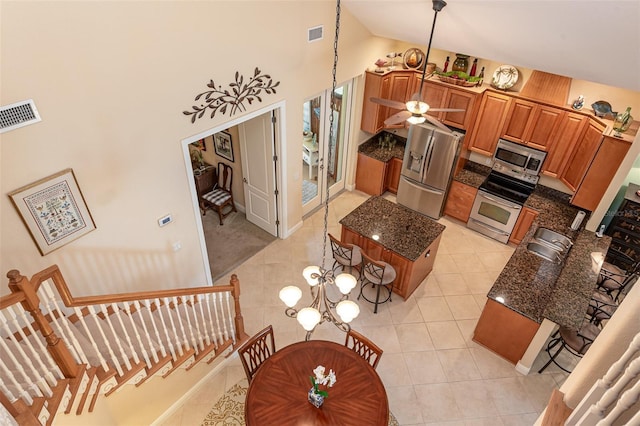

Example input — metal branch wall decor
[183,67,280,123]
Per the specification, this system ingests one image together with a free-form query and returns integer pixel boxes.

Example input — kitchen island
[339,196,445,300]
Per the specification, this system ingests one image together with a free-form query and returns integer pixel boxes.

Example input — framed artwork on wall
[214,131,234,163]
[8,168,96,255]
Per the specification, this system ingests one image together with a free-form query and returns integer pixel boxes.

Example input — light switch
[158,214,173,227]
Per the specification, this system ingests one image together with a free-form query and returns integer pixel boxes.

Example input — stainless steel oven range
[467,139,547,243]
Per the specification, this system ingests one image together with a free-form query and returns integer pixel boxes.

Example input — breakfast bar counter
[339,196,445,299]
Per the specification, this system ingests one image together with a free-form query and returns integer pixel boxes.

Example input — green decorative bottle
[613,107,633,135]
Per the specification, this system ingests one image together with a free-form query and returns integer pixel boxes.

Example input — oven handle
[477,191,521,209]
[468,218,511,236]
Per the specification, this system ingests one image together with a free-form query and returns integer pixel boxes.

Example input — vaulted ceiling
[343,0,640,93]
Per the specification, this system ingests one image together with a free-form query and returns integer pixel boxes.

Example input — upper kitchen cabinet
[541,112,587,178]
[559,118,606,192]
[467,91,512,156]
[415,77,479,130]
[361,70,415,134]
[571,135,632,211]
[501,99,564,151]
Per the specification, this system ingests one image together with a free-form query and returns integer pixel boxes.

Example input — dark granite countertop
[453,161,491,188]
[488,184,611,330]
[357,132,406,163]
[339,196,446,261]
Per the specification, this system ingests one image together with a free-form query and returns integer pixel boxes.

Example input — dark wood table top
[245,340,389,425]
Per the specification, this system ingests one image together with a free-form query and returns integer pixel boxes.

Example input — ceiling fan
[370,0,463,132]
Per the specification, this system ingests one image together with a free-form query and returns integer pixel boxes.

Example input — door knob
[243,178,248,183]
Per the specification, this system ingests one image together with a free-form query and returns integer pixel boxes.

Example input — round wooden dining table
[244,339,389,425]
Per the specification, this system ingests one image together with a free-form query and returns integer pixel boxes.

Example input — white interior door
[239,111,278,236]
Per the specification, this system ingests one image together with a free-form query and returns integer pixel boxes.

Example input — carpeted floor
[201,378,400,426]
[201,210,276,282]
[302,179,318,204]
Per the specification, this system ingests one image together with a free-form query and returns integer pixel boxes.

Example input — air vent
[308,25,323,43]
[0,99,41,134]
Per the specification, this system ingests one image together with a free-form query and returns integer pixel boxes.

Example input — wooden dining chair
[201,162,237,225]
[238,325,276,383]
[345,329,383,369]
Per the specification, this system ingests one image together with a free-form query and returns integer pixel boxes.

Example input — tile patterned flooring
[161,190,573,426]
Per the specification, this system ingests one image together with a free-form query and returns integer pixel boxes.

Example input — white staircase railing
[0,265,247,425]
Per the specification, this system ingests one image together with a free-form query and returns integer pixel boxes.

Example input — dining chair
[328,233,363,278]
[537,322,600,374]
[358,251,396,314]
[345,329,383,369]
[237,325,276,383]
[201,162,237,225]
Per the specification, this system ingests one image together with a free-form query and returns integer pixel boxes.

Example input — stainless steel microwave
[493,139,547,178]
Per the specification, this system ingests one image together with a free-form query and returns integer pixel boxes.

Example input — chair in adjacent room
[537,322,601,374]
[237,325,276,383]
[328,233,363,278]
[201,162,237,225]
[358,252,396,314]
[345,329,383,369]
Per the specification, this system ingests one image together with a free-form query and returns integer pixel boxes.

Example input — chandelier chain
[321,0,341,270]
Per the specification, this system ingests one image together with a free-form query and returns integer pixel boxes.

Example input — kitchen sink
[532,227,573,252]
[527,241,564,263]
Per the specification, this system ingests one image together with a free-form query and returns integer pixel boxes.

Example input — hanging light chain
[321,0,341,270]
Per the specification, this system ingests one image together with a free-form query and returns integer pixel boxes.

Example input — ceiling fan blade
[384,111,411,126]
[424,115,451,132]
[370,97,406,110]
[429,108,465,112]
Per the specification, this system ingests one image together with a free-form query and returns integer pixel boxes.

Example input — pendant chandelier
[279,0,360,340]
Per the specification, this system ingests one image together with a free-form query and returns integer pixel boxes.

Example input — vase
[613,107,633,134]
[452,54,469,73]
[308,388,325,408]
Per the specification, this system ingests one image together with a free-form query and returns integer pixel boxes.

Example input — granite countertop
[488,184,611,329]
[339,196,446,261]
[453,161,491,188]
[358,132,406,163]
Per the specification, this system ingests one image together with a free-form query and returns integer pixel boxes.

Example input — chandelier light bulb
[406,100,429,114]
[336,300,360,323]
[279,286,302,307]
[302,265,321,286]
[297,307,321,331]
[334,273,357,295]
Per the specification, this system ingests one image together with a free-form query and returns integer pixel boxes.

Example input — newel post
[229,274,247,342]
[7,269,78,378]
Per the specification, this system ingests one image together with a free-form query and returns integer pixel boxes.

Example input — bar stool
[537,322,600,374]
[328,233,363,278]
[585,291,617,327]
[358,252,396,314]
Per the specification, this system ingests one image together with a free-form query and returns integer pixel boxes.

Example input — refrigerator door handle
[401,176,442,194]
[424,135,435,180]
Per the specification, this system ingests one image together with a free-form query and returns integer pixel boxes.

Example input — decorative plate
[491,65,519,90]
[591,101,616,118]
[403,48,425,70]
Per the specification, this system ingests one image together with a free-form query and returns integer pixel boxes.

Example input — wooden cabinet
[501,99,564,151]
[414,78,479,130]
[361,70,414,133]
[560,119,606,191]
[542,112,587,178]
[508,207,539,245]
[443,180,478,223]
[385,157,403,194]
[473,299,540,364]
[341,227,441,300]
[467,91,512,156]
[355,153,387,195]
[571,135,632,211]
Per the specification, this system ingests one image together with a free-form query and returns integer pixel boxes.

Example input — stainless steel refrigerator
[396,124,462,219]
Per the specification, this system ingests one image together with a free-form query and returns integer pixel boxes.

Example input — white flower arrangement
[310,365,336,397]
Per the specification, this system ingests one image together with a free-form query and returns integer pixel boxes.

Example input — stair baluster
[196,295,212,347]
[166,297,188,357]
[222,292,233,341]
[157,298,181,359]
[97,304,135,371]
[176,296,199,352]
[118,302,153,368]
[0,350,34,405]
[73,306,116,374]
[203,293,219,347]
[135,300,165,359]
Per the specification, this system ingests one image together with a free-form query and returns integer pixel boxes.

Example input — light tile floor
[161,190,574,426]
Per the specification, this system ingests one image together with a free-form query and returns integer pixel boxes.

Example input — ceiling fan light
[405,100,429,115]
[407,115,427,125]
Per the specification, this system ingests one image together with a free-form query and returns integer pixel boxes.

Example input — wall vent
[0,99,41,134]
[308,25,323,43]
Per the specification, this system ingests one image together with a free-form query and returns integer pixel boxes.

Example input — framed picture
[214,131,234,162]
[8,168,96,255]
[191,138,206,151]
